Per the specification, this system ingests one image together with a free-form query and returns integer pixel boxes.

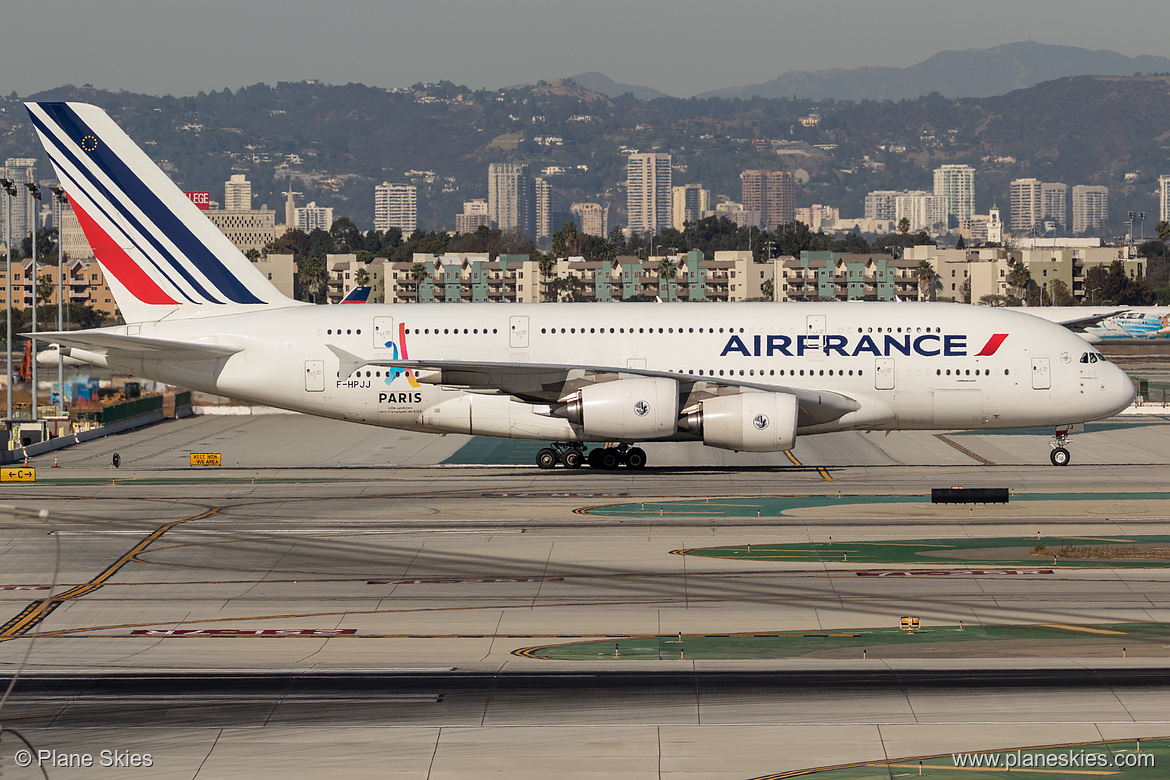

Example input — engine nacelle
[556,377,680,440]
[686,392,798,452]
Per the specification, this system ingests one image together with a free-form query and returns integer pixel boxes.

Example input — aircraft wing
[328,346,860,427]
[1020,307,1126,329]
[33,331,243,362]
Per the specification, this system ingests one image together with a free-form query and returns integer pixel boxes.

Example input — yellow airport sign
[1,468,36,482]
[189,453,222,466]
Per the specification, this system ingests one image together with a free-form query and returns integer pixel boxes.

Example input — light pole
[1,178,16,426]
[25,183,41,421]
[51,187,67,413]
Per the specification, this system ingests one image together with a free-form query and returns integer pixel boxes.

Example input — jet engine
[554,377,680,440]
[684,392,798,452]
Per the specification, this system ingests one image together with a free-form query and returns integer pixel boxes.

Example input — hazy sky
[3,0,1167,98]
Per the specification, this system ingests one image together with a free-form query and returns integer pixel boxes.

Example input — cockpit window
[1080,352,1090,363]
[1081,352,1104,364]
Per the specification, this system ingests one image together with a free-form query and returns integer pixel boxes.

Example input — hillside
[1,74,1166,233]
[701,42,1170,101]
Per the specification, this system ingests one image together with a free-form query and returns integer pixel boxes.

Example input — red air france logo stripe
[69,197,179,305]
[976,333,1009,356]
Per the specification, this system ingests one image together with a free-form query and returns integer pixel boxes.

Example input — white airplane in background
[26,102,1134,469]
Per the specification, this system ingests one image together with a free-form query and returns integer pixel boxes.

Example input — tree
[35,272,55,310]
[547,275,590,302]
[761,278,775,301]
[1050,278,1073,306]
[916,260,935,301]
[1006,260,1032,303]
[409,262,429,303]
[296,257,326,303]
[598,240,620,266]
[354,266,370,287]
[538,254,557,301]
[955,235,966,250]
[897,217,911,235]
[244,248,261,261]
[657,256,678,300]
[551,221,580,258]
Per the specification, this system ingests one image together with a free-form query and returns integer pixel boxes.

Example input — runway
[1,414,1169,777]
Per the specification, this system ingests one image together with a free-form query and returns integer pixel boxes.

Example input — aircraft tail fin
[26,102,301,323]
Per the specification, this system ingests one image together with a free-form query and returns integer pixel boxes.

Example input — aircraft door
[305,360,325,392]
[875,357,895,390]
[510,316,530,348]
[373,317,395,349]
[1031,357,1051,390]
[805,315,826,362]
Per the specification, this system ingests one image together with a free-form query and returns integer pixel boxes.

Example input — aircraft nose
[1106,363,1136,415]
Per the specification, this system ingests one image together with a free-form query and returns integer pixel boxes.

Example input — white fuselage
[79,301,1134,443]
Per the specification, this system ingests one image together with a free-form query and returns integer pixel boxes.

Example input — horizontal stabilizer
[33,330,242,362]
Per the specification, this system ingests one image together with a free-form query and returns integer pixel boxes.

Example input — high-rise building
[207,208,277,254]
[2,158,37,246]
[894,191,949,232]
[374,183,417,233]
[533,177,552,243]
[1009,178,1042,233]
[671,184,710,229]
[284,182,298,228]
[487,163,534,236]
[456,199,490,234]
[740,170,794,230]
[933,164,975,223]
[627,153,672,235]
[864,191,901,222]
[224,174,253,211]
[295,202,334,232]
[1160,175,1170,223]
[1041,182,1067,230]
[1071,185,1108,234]
[570,203,608,237]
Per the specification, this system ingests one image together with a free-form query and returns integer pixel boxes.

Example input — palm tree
[297,257,326,303]
[657,256,678,300]
[354,266,370,287]
[409,262,428,303]
[915,259,935,302]
[897,217,911,235]
[538,255,557,301]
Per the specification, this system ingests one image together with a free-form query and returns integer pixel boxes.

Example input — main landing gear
[1049,427,1072,466]
[535,443,647,470]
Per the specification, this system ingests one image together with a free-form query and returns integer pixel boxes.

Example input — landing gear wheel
[624,447,647,470]
[1050,447,1071,467]
[587,449,603,468]
[562,449,584,469]
[536,448,559,470]
[598,449,621,470]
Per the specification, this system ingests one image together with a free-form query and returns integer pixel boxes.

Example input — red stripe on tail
[69,197,178,305]
[976,333,1009,356]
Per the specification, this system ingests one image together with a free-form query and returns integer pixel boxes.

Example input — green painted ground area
[759,738,1167,780]
[954,419,1168,437]
[443,437,549,466]
[585,492,1170,518]
[517,623,1170,661]
[677,535,1170,568]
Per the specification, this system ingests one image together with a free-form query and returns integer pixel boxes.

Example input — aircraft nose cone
[1107,364,1136,415]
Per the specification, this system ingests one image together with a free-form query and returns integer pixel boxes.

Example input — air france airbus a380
[26,102,1134,469]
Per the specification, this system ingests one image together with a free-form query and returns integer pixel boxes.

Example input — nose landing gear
[1049,424,1078,466]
